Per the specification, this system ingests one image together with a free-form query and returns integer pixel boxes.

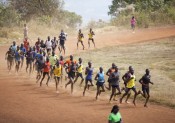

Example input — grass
[73,37,175,107]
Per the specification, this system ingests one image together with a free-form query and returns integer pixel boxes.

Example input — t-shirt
[111,72,120,86]
[97,72,105,83]
[49,55,58,66]
[86,67,93,80]
[45,40,52,49]
[44,62,50,72]
[77,63,83,73]
[54,66,62,77]
[127,74,136,88]
[108,112,122,123]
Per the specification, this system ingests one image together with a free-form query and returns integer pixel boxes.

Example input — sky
[63,0,112,25]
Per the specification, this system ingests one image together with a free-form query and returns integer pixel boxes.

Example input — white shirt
[45,40,52,49]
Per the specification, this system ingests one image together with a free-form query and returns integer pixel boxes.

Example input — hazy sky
[64,0,112,25]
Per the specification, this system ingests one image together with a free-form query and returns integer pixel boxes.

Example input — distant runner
[58,30,67,55]
[131,16,136,33]
[25,47,33,74]
[23,24,28,39]
[51,37,58,52]
[53,62,62,93]
[77,29,85,50]
[45,36,52,54]
[5,48,14,72]
[88,28,95,48]
[14,46,22,73]
[20,43,26,68]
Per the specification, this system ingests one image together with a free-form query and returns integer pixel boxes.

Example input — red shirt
[24,40,29,51]
[44,62,50,72]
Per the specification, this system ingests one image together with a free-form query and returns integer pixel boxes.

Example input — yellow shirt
[78,33,83,41]
[126,74,136,88]
[77,63,83,73]
[54,66,62,77]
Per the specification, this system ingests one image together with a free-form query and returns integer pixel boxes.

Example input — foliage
[108,0,175,27]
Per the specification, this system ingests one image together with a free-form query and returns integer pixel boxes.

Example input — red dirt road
[0,27,175,123]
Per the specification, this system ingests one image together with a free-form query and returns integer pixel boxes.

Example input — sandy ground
[0,26,175,123]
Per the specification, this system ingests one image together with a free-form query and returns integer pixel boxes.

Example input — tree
[9,0,63,21]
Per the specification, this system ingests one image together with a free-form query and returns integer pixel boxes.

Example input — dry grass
[73,37,175,107]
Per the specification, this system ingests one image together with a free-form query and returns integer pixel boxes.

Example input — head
[60,55,63,61]
[24,24,26,27]
[115,66,118,72]
[37,37,40,42]
[70,55,73,61]
[79,29,81,33]
[56,61,60,67]
[90,28,92,32]
[88,61,92,67]
[79,58,82,63]
[9,47,12,51]
[132,16,135,19]
[17,46,20,50]
[130,68,134,74]
[13,41,16,46]
[20,43,24,48]
[99,67,103,73]
[41,40,44,43]
[47,36,50,41]
[112,63,116,68]
[129,66,133,71]
[33,46,36,51]
[146,69,150,75]
[61,29,64,33]
[54,37,56,40]
[29,47,32,52]
[111,105,119,114]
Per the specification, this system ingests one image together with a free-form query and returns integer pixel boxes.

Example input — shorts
[131,24,135,29]
[85,78,92,84]
[43,72,49,76]
[76,72,84,79]
[96,82,104,86]
[111,85,119,88]
[142,86,149,94]
[26,60,32,65]
[108,78,112,83]
[78,40,83,43]
[125,86,136,93]
[88,38,93,41]
[68,72,75,79]
[59,43,65,49]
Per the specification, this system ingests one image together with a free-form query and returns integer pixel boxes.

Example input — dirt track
[0,27,175,123]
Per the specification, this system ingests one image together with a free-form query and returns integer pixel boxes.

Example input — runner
[40,40,46,51]
[64,55,76,80]
[83,61,94,96]
[58,55,64,85]
[25,47,33,74]
[35,37,41,52]
[108,105,122,123]
[94,67,105,100]
[45,36,52,54]
[49,51,58,78]
[20,43,26,68]
[53,61,62,93]
[88,28,95,48]
[14,46,22,73]
[36,56,44,82]
[77,29,85,50]
[51,37,58,52]
[120,68,140,106]
[40,58,50,86]
[121,66,133,103]
[65,61,76,94]
[58,30,67,55]
[109,66,121,102]
[5,48,14,72]
[32,46,37,71]
[74,58,84,86]
[24,38,29,51]
[131,16,136,33]
[105,63,116,91]
[139,69,154,107]
[23,23,28,39]
[11,41,17,54]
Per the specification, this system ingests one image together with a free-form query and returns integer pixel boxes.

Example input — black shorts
[26,60,32,65]
[46,48,51,53]
[125,86,136,93]
[85,78,92,84]
[88,38,94,41]
[43,72,49,76]
[96,82,104,86]
[76,72,84,79]
[111,85,119,88]
[68,72,75,79]
[142,86,149,94]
